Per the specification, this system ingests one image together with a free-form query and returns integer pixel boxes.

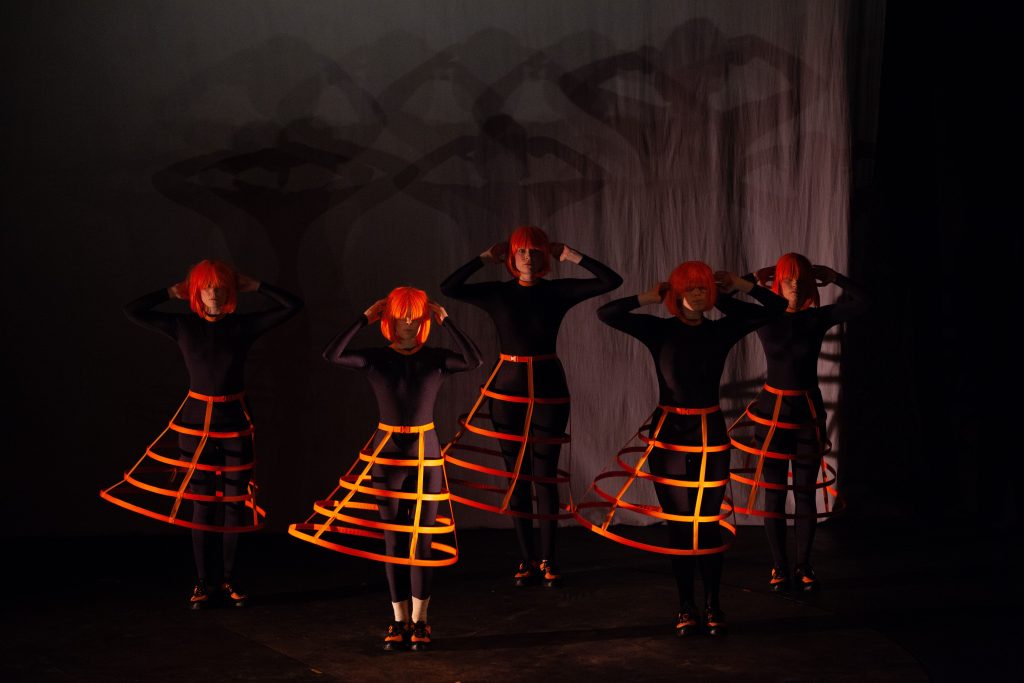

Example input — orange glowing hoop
[442,353,573,521]
[288,422,459,567]
[99,391,264,532]
[727,384,844,520]
[572,405,736,555]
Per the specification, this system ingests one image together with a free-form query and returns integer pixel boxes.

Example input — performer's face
[779,277,801,309]
[681,287,710,313]
[514,247,544,278]
[201,285,229,313]
[395,317,421,343]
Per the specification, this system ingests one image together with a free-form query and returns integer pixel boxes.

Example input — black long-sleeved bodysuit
[598,286,785,609]
[323,315,482,602]
[746,274,869,571]
[123,283,303,581]
[441,255,622,563]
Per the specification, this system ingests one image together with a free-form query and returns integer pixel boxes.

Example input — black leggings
[373,459,443,602]
[178,434,253,582]
[648,447,729,610]
[758,422,823,569]
[491,399,569,563]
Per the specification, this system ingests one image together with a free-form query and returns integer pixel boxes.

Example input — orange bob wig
[773,253,819,309]
[665,261,717,316]
[380,286,431,346]
[187,260,238,317]
[506,225,551,278]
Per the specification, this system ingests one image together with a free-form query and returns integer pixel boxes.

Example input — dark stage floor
[3,517,1018,682]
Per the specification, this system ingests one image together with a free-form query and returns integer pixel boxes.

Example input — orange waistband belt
[377,422,434,434]
[659,404,720,415]
[187,390,246,402]
[763,384,813,397]
[499,353,559,362]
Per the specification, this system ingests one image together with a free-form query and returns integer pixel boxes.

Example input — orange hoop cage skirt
[442,353,573,521]
[99,390,265,532]
[572,405,736,556]
[727,384,843,520]
[288,422,458,567]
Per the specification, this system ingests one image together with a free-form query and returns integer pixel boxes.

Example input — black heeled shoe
[794,565,818,592]
[539,559,562,588]
[704,601,728,637]
[409,621,432,651]
[675,604,700,637]
[220,579,248,607]
[189,580,209,610]
[769,566,791,593]
[513,560,540,587]
[383,620,410,651]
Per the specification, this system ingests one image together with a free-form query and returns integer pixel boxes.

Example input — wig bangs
[665,261,717,315]
[381,286,431,345]
[506,225,551,278]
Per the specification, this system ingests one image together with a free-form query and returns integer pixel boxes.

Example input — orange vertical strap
[602,410,667,530]
[102,393,186,502]
[805,393,832,512]
[443,359,504,456]
[302,431,378,527]
[692,413,710,550]
[745,391,784,512]
[314,430,393,541]
[240,395,257,525]
[441,445,459,556]
[564,407,575,514]
[169,398,213,521]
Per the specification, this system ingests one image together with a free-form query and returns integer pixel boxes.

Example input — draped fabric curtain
[3,0,884,533]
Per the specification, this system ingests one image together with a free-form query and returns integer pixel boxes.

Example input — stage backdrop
[2,0,884,535]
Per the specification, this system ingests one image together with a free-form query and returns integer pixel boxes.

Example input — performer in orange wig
[440,226,621,587]
[291,286,481,651]
[729,253,868,592]
[101,260,302,608]
[579,261,785,636]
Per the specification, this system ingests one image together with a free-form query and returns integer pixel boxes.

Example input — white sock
[411,596,430,623]
[391,599,410,623]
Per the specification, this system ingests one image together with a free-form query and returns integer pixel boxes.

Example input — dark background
[0,0,1016,548]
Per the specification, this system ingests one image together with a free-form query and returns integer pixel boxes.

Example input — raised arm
[322,316,373,371]
[242,278,304,336]
[552,244,623,303]
[714,271,787,338]
[123,286,182,340]
[430,304,483,373]
[439,244,506,306]
[596,284,665,346]
[814,266,870,324]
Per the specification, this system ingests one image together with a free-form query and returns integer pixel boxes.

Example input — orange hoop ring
[727,384,844,520]
[442,353,574,520]
[288,422,459,567]
[571,405,736,555]
[100,390,264,532]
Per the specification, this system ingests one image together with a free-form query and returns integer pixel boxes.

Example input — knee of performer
[792,489,817,513]
[763,489,788,513]
[507,483,533,509]
[697,523,723,548]
[534,482,559,507]
[376,500,403,523]
[191,501,213,523]
[223,500,246,524]
[667,522,692,547]
[383,531,410,556]
[222,473,249,494]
